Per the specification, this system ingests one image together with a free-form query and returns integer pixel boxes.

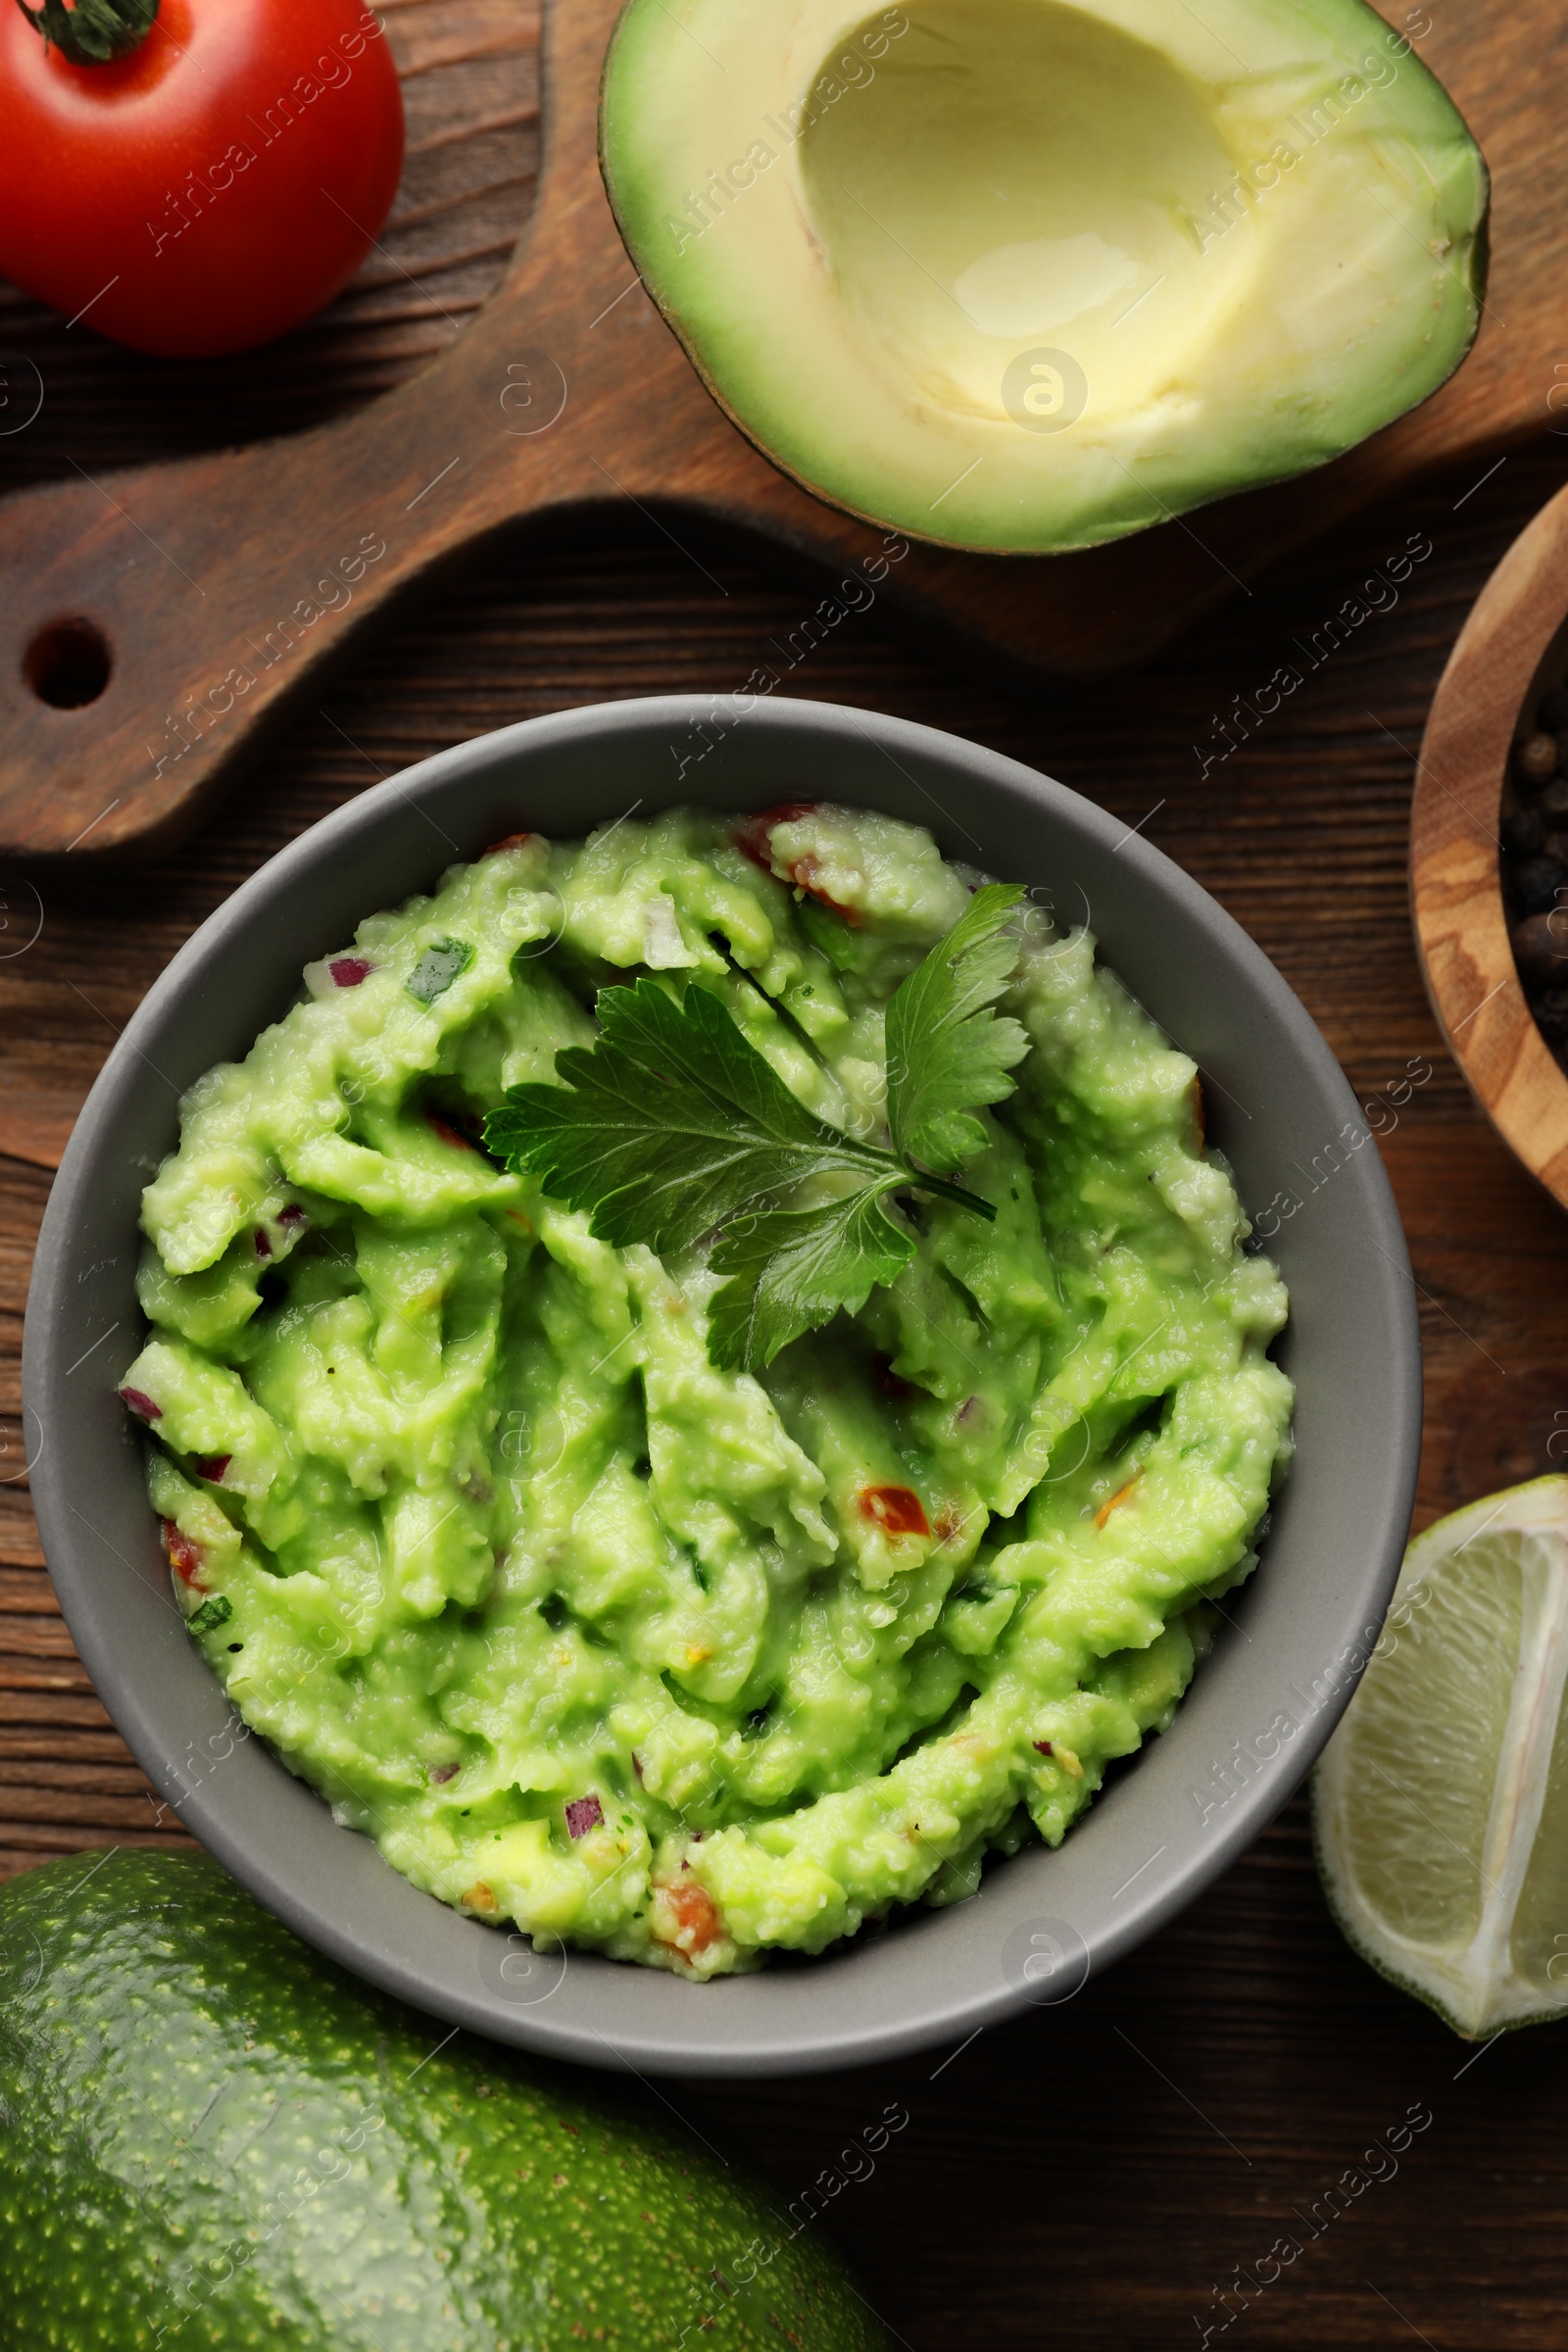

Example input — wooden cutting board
[0,0,1558,866]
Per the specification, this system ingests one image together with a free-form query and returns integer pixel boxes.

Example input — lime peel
[1314,1475,1568,2038]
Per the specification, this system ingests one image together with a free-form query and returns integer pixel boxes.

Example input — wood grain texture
[1413,478,1568,1211]
[7,410,1568,2341]
[0,0,1559,863]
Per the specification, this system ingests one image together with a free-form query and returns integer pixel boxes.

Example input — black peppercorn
[1503,808,1546,858]
[1517,733,1559,785]
[1512,854,1568,914]
[1512,912,1568,984]
[1533,987,1568,1043]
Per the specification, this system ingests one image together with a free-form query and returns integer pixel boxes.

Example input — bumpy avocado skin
[0,1851,882,2352]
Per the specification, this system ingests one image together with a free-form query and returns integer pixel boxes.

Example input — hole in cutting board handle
[24,617,113,710]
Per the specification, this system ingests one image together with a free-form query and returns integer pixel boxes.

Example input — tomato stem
[13,0,159,66]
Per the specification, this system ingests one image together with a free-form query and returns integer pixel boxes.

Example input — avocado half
[600,0,1489,554]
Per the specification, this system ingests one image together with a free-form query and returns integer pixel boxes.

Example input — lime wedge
[1314,1476,1568,2038]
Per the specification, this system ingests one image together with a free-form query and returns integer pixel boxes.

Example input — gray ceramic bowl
[24,696,1420,2078]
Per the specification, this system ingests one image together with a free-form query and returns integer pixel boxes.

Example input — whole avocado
[0,1851,883,2352]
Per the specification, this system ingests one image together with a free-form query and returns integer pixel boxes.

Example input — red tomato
[161,1518,206,1588]
[0,0,404,358]
[734,804,818,872]
[654,1877,722,1958]
[858,1484,931,1539]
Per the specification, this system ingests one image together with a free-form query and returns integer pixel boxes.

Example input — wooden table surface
[8,10,1568,2341]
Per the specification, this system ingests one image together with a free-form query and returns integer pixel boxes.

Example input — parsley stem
[906,1170,997,1222]
[720,944,832,1067]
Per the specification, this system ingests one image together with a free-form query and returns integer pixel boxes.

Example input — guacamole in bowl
[117,800,1293,1980]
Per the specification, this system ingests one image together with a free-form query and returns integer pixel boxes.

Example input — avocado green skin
[0,1852,883,2352]
[601,0,1490,557]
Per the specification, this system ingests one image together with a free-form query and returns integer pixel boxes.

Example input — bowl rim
[1412,476,1568,1207]
[23,693,1421,2076]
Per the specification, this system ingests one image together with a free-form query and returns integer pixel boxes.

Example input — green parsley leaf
[483,889,1029,1372]
[706,1187,915,1371]
[186,1594,233,1639]
[407,936,474,1006]
[885,883,1029,1174]
[483,977,900,1252]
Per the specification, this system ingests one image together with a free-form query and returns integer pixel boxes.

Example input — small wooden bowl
[1413,482,1568,1205]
